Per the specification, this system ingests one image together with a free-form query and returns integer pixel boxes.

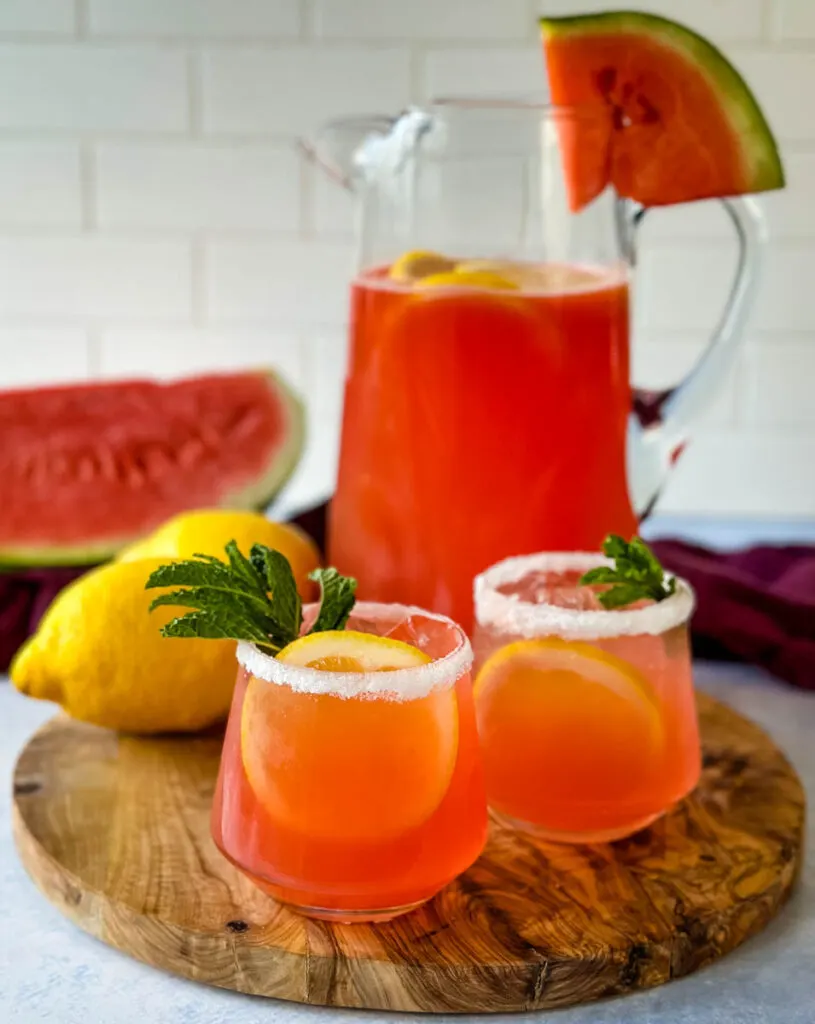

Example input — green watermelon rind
[224,368,306,515]
[0,369,306,568]
[540,10,785,195]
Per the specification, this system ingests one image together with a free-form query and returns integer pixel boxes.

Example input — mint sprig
[145,541,357,654]
[308,567,358,633]
[579,534,676,609]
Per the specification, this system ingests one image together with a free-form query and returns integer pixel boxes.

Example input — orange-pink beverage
[473,554,701,843]
[211,603,486,922]
[329,261,634,632]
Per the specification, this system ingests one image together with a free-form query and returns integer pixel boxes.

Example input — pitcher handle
[625,195,768,517]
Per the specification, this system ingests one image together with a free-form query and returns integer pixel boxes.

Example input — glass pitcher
[304,100,765,631]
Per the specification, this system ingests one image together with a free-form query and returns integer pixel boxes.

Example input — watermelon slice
[0,370,304,566]
[540,11,785,210]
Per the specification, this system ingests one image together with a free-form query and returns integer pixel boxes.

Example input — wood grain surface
[12,692,805,1014]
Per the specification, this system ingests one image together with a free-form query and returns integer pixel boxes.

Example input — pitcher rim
[308,99,609,134]
[429,96,608,120]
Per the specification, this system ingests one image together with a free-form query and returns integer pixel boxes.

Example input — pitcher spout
[298,109,433,191]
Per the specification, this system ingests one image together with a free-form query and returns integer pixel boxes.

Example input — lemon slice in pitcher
[389,249,457,281]
[418,269,518,291]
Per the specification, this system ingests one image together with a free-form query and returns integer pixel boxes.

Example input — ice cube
[386,614,459,660]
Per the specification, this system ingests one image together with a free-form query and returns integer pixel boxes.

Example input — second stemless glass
[473,553,701,843]
[211,602,486,923]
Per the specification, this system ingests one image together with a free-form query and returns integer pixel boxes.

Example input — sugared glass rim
[236,601,472,700]
[474,552,695,640]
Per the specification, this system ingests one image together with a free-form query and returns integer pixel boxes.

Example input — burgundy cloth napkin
[0,565,87,672]
[650,539,815,690]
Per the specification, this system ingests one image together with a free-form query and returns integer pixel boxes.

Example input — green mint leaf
[630,537,664,579]
[580,534,674,610]
[579,566,620,586]
[145,541,297,650]
[189,552,229,566]
[222,541,268,597]
[308,568,358,633]
[149,587,279,642]
[603,534,628,560]
[145,559,268,613]
[250,543,302,640]
[146,541,357,650]
[595,583,648,610]
[160,610,278,652]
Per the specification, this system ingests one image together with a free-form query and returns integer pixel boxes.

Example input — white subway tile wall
[0,44,188,132]
[313,0,532,41]
[772,0,815,40]
[95,143,301,230]
[0,328,89,386]
[89,1,302,40]
[201,46,412,135]
[0,0,810,520]
[0,1,74,35]
[205,239,350,322]
[421,46,545,99]
[0,141,81,227]
[0,238,192,319]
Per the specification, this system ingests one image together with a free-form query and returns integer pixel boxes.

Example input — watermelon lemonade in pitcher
[339,256,631,627]
[305,101,765,630]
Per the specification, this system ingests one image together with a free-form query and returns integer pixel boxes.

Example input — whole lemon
[117,509,320,599]
[11,558,238,734]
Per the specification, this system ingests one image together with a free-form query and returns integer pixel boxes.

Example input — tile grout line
[74,0,88,38]
[187,49,203,136]
[300,0,316,41]
[79,140,96,231]
[299,151,316,240]
[86,326,102,377]
[409,43,424,103]
[190,235,207,328]
[760,0,776,43]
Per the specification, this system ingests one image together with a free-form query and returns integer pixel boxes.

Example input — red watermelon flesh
[0,369,304,565]
[541,11,785,210]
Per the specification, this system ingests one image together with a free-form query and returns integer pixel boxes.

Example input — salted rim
[236,601,473,700]
[474,552,695,639]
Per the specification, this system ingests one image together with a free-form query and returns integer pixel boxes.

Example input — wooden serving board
[12,692,804,1014]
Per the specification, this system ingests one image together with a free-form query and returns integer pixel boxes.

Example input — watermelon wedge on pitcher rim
[0,369,304,566]
[540,10,785,211]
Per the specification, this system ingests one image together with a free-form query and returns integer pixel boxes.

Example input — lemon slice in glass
[241,631,459,840]
[474,638,664,806]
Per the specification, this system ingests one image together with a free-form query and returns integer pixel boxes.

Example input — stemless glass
[472,553,700,843]
[211,602,486,922]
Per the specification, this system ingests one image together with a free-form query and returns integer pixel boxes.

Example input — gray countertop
[1,663,813,1024]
